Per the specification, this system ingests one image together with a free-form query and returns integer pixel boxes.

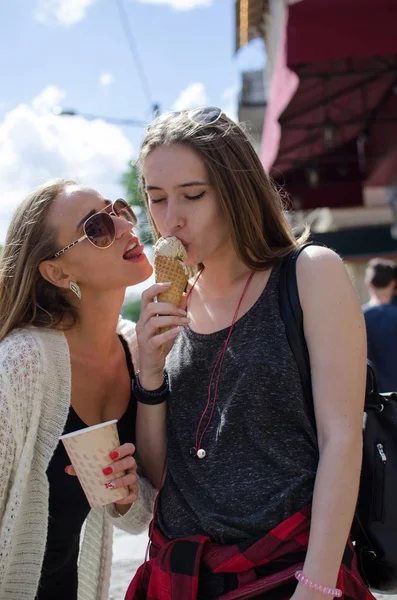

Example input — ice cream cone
[154,254,189,307]
[154,255,188,342]
[153,237,189,346]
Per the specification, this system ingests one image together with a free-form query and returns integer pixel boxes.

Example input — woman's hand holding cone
[135,282,189,388]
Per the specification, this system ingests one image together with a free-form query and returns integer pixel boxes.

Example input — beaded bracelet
[134,371,169,405]
[295,571,342,597]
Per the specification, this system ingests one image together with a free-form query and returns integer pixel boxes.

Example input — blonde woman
[0,180,187,600]
[127,108,375,600]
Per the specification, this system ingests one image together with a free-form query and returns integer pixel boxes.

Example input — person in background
[0,180,171,600]
[126,108,374,600]
[391,264,397,306]
[363,257,397,392]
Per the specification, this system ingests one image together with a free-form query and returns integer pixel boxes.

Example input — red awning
[287,0,397,66]
[261,0,397,206]
[271,55,397,175]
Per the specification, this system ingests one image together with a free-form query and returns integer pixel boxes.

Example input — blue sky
[0,0,265,243]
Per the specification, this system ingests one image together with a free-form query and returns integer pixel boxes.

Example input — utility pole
[152,103,160,118]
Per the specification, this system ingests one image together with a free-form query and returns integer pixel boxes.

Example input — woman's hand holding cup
[61,421,139,512]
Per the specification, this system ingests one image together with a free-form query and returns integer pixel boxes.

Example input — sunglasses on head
[148,106,223,130]
[50,199,137,259]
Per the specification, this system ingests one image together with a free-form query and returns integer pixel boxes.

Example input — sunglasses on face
[50,199,137,259]
[148,106,223,130]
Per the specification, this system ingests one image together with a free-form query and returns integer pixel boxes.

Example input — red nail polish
[109,451,119,460]
[64,466,70,474]
[103,466,113,475]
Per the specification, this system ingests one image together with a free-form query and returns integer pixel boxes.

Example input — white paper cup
[60,419,129,508]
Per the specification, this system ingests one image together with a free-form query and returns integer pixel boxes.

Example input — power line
[55,109,146,127]
[115,0,156,115]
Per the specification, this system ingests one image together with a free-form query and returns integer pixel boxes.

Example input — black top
[36,336,136,600]
[157,262,318,544]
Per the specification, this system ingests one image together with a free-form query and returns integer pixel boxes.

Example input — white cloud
[0,85,133,243]
[32,85,66,114]
[171,82,239,121]
[99,72,114,87]
[222,85,239,102]
[138,0,212,10]
[221,84,240,122]
[34,0,97,25]
[172,82,208,111]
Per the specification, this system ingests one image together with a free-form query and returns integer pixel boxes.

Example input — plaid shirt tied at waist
[125,505,375,600]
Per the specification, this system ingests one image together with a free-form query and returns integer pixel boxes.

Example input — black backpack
[279,243,397,594]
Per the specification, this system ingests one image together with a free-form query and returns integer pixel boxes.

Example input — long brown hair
[0,179,78,341]
[138,111,308,270]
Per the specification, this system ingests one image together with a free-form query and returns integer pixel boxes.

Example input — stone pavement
[109,529,147,600]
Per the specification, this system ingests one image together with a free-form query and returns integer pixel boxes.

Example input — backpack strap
[279,243,314,400]
[279,243,378,417]
[278,242,319,428]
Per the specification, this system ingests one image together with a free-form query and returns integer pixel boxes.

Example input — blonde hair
[138,112,308,270]
[0,179,78,341]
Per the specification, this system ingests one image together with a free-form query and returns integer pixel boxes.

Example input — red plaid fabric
[125,506,376,600]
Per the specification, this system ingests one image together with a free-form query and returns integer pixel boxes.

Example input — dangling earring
[69,280,81,299]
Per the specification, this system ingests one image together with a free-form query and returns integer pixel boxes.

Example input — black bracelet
[134,370,169,405]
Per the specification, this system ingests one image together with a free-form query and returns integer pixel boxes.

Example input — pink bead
[294,570,342,598]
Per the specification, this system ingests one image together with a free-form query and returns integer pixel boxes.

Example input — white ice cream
[153,236,187,262]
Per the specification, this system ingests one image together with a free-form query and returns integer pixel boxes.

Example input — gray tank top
[157,261,318,544]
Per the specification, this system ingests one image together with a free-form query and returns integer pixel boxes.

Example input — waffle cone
[154,255,188,305]
[154,254,189,336]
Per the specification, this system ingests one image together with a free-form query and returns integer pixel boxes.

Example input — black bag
[279,243,397,594]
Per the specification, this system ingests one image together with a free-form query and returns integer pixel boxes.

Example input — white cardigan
[0,319,156,600]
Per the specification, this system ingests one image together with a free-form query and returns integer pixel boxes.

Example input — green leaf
[120,161,153,245]
[121,298,142,323]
